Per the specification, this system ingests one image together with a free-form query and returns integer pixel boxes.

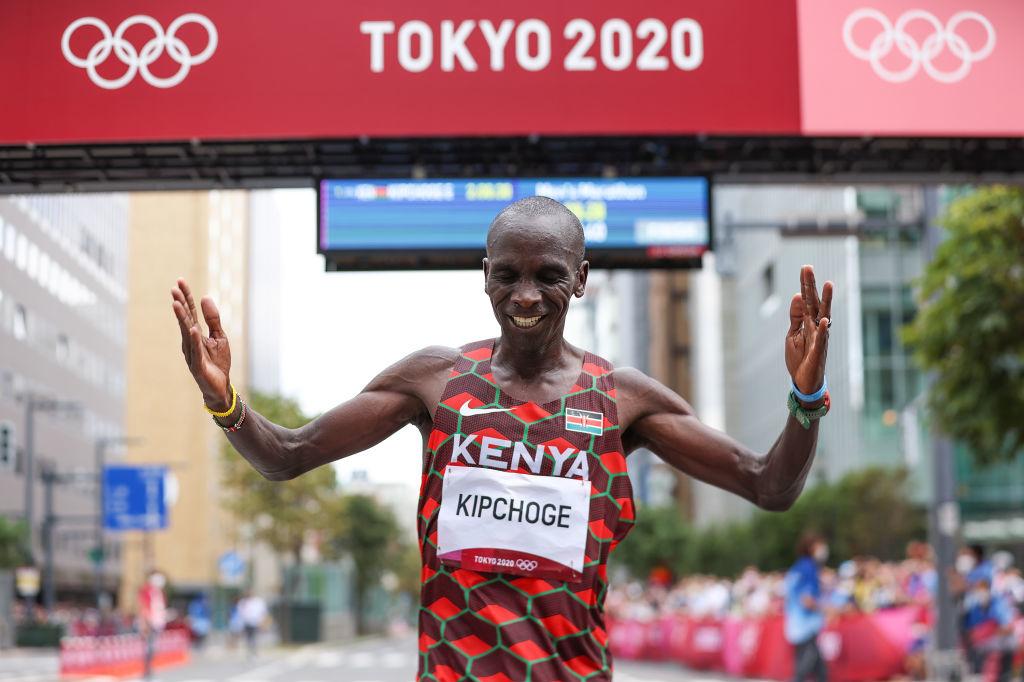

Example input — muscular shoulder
[365,345,459,393]
[611,366,695,431]
[363,345,459,420]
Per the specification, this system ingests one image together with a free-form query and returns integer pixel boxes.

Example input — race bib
[437,466,590,582]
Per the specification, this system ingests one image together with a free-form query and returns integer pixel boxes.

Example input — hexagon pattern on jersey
[417,340,635,681]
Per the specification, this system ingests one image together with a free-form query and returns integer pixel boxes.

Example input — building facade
[0,193,129,600]
[121,191,249,608]
[687,184,931,525]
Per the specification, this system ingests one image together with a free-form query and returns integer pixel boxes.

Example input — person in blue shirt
[958,544,995,589]
[785,532,829,682]
[187,593,212,650]
[963,578,1016,682]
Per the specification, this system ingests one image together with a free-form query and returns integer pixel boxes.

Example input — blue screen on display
[319,178,709,259]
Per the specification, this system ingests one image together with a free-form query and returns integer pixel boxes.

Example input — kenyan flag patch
[565,408,604,436]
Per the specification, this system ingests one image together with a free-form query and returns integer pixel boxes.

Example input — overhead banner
[797,0,1024,136]
[0,0,799,143]
[0,0,1018,144]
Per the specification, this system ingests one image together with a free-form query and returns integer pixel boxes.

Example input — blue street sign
[102,466,168,531]
[218,551,246,582]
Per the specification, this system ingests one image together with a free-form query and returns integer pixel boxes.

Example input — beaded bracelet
[787,390,830,430]
[215,400,247,433]
[204,385,237,418]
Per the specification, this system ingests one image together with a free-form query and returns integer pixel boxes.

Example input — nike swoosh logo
[458,400,514,417]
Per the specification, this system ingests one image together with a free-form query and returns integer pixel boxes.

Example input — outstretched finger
[820,281,834,324]
[809,316,830,365]
[800,265,820,320]
[178,278,201,332]
[201,297,226,339]
[171,288,194,327]
[788,293,804,335]
[171,300,193,345]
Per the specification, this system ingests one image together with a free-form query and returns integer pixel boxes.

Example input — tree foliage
[219,392,413,630]
[612,466,926,580]
[322,494,408,634]
[0,517,29,569]
[220,391,338,564]
[903,186,1024,464]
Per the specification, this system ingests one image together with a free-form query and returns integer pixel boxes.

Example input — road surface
[0,634,748,682]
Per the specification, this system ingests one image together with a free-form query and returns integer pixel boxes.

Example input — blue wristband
[791,376,827,403]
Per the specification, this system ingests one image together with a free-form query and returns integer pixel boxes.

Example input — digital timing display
[318,177,710,269]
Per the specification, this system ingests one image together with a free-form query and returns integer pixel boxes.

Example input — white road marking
[314,651,343,667]
[381,651,411,668]
[348,652,375,668]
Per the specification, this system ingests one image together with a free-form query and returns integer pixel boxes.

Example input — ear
[482,257,490,293]
[574,260,589,298]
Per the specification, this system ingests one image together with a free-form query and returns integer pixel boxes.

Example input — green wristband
[787,390,829,429]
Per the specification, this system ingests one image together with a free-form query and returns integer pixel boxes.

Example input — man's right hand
[171,278,233,412]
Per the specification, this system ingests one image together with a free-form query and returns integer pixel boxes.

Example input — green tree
[220,391,338,571]
[0,518,29,569]
[322,494,405,635]
[903,186,1024,465]
[612,467,925,579]
[611,505,693,580]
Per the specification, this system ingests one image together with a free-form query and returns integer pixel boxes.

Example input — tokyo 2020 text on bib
[417,339,635,681]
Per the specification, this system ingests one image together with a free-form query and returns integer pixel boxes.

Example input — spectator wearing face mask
[956,544,993,588]
[785,532,830,682]
[962,578,1016,682]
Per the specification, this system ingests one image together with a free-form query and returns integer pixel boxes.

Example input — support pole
[41,465,56,615]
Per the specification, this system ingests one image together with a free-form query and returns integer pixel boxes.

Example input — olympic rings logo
[842,8,995,83]
[61,14,218,89]
[515,559,538,572]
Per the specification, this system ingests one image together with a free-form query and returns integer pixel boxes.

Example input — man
[171,196,834,680]
[237,591,268,659]
[137,569,167,681]
[785,533,829,682]
[963,578,1016,681]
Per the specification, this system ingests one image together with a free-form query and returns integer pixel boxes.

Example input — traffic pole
[922,187,963,681]
[41,464,56,615]
[23,398,34,558]
[95,440,105,608]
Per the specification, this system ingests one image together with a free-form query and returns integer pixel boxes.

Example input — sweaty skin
[171,201,834,511]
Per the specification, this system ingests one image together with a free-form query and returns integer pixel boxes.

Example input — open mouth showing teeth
[511,315,543,329]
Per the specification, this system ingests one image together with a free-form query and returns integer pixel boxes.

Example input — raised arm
[618,266,834,511]
[171,279,453,481]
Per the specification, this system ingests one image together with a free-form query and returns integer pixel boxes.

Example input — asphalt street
[0,634,738,682]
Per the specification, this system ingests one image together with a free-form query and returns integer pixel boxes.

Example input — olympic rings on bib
[61,14,218,89]
[515,559,539,572]
[843,9,995,84]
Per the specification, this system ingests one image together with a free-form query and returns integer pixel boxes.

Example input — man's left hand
[785,265,834,401]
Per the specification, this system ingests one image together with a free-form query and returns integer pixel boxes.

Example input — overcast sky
[270,189,588,491]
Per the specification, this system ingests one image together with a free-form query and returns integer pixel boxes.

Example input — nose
[511,284,541,310]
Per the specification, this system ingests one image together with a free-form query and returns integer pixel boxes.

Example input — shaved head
[486,196,585,266]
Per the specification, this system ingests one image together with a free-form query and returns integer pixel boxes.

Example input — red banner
[610,607,931,681]
[0,0,800,144]
[60,631,190,678]
[2,0,1020,144]
[797,0,1024,136]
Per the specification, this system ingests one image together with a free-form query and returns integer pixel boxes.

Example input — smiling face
[483,198,588,346]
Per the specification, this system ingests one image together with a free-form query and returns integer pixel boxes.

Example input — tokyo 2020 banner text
[1,0,1021,144]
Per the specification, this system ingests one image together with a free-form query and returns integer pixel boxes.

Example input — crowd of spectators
[607,541,949,622]
[607,542,1024,679]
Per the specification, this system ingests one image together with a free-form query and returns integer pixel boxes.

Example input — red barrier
[611,607,931,681]
[59,630,190,679]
